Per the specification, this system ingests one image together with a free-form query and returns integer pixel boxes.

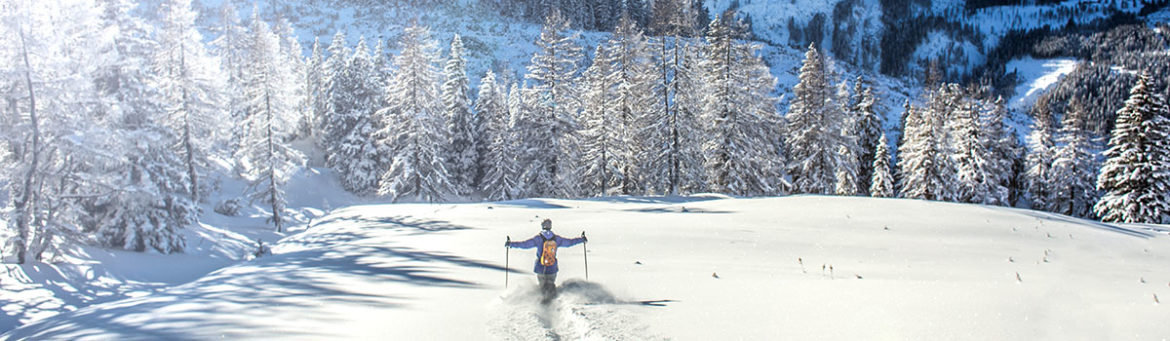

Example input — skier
[506,219,586,302]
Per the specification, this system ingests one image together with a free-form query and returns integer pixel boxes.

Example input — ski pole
[582,231,588,281]
[505,236,510,288]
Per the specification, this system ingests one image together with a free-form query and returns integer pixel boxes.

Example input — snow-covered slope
[5,196,1168,339]
[0,166,361,332]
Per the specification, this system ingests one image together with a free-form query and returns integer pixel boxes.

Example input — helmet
[541,219,552,230]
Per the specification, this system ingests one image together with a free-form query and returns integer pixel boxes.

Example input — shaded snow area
[5,195,1170,339]
[0,166,362,333]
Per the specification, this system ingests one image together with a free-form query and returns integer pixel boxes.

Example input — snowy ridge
[5,195,1168,339]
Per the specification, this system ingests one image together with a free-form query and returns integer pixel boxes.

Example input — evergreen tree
[608,14,655,195]
[320,32,353,169]
[332,38,384,195]
[853,82,882,196]
[699,17,784,196]
[667,39,708,194]
[1095,73,1170,223]
[209,2,248,154]
[522,11,584,198]
[950,94,996,204]
[579,44,622,196]
[154,0,225,203]
[647,2,706,195]
[980,96,1015,206]
[442,35,477,196]
[1050,100,1099,218]
[478,72,521,200]
[303,38,326,153]
[376,24,454,202]
[898,87,955,201]
[1025,97,1057,211]
[870,134,895,198]
[239,16,302,232]
[834,145,858,195]
[786,43,853,195]
[91,0,194,254]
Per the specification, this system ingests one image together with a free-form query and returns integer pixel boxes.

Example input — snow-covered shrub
[215,198,243,217]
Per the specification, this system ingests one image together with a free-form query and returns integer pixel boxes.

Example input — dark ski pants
[538,273,556,298]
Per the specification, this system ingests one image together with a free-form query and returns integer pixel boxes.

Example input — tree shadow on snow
[311,215,473,235]
[4,229,507,339]
[1011,209,1156,239]
[494,199,573,209]
[625,206,733,214]
[583,195,729,205]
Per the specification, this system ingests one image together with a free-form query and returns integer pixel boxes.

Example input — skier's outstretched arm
[507,235,540,249]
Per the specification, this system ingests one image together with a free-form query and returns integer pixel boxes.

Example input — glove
[581,232,587,243]
[505,236,510,248]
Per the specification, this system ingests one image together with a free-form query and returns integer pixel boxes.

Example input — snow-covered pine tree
[333,38,385,195]
[442,35,477,197]
[89,0,194,254]
[376,24,455,202]
[609,14,656,195]
[1050,99,1099,218]
[786,43,852,195]
[522,10,584,198]
[835,145,858,196]
[1095,73,1170,223]
[272,17,307,144]
[579,44,623,197]
[1025,96,1057,211]
[949,93,996,204]
[320,32,353,168]
[666,38,708,194]
[853,82,882,196]
[478,71,521,200]
[649,4,707,194]
[898,87,954,201]
[210,1,249,155]
[980,96,1015,206]
[154,0,225,203]
[303,37,326,153]
[700,16,784,196]
[833,80,860,195]
[239,13,303,232]
[870,134,895,198]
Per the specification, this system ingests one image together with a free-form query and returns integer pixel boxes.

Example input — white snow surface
[4,195,1169,339]
[1006,57,1079,112]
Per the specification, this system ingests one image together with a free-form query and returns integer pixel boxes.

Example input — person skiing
[506,219,586,302]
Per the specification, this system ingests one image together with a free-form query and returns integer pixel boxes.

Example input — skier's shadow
[557,279,676,307]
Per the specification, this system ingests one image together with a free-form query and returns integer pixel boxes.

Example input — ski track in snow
[490,280,665,341]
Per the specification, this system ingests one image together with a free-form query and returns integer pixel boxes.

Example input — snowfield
[4,195,1170,340]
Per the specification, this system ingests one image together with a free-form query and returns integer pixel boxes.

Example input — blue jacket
[507,230,585,274]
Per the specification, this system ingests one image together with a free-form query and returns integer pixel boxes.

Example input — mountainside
[190,0,1170,135]
[4,195,1168,339]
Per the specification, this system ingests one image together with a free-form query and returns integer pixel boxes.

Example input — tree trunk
[180,34,199,203]
[266,85,281,232]
[14,28,42,265]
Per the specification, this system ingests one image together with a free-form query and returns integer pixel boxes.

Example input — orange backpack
[540,237,558,266]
